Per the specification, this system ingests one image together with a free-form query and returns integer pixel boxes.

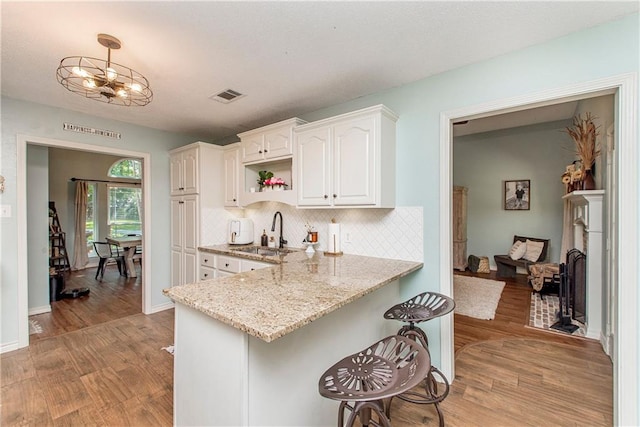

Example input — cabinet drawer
[217,255,241,273]
[199,266,215,281]
[200,252,215,268]
[217,270,235,278]
[241,259,271,272]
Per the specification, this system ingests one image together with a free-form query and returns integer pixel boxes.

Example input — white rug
[454,275,506,320]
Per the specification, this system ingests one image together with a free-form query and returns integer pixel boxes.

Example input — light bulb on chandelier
[56,34,152,106]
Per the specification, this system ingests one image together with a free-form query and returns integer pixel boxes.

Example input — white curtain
[72,181,89,270]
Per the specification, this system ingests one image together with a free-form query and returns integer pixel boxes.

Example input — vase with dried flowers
[564,113,600,190]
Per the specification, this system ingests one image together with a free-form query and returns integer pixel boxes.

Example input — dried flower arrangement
[564,113,601,172]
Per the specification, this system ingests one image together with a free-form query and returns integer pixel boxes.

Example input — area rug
[528,293,586,337]
[453,275,505,320]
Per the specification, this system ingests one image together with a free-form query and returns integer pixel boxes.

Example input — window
[108,158,142,179]
[86,183,97,257]
[108,186,142,237]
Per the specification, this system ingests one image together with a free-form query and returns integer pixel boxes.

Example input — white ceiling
[2,2,637,142]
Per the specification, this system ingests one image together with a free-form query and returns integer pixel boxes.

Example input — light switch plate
[0,205,12,217]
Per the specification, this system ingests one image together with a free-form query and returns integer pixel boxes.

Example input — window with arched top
[107,158,142,238]
[108,158,142,179]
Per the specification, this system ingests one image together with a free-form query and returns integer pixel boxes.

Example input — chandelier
[56,34,153,107]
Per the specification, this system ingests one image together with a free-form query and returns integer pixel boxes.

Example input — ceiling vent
[210,89,245,104]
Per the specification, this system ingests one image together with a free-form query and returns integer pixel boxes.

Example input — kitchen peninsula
[163,246,422,426]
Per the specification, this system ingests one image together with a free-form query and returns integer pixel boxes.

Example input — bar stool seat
[383,292,456,427]
[383,291,455,348]
[319,335,430,427]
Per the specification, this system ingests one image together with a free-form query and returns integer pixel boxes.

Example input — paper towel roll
[328,222,341,253]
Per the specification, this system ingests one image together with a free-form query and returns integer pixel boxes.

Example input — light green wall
[1,97,201,348]
[26,145,50,311]
[292,14,639,359]
[453,120,576,265]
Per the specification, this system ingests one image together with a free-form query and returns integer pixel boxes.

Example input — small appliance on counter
[228,218,254,245]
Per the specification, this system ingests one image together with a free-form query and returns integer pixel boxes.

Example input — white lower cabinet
[241,259,271,272]
[198,251,272,281]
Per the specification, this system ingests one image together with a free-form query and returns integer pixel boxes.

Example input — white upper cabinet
[170,146,199,195]
[238,118,306,164]
[223,143,240,207]
[297,126,332,206]
[295,105,398,208]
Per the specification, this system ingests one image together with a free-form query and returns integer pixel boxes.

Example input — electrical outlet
[0,205,11,218]
[345,232,352,243]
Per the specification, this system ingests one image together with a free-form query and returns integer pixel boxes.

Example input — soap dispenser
[261,229,268,247]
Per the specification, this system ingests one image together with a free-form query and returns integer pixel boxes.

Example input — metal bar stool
[383,292,456,427]
[319,335,431,427]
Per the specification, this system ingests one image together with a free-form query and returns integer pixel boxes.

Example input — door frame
[439,73,637,425]
[16,134,153,348]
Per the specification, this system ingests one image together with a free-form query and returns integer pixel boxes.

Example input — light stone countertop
[163,245,423,342]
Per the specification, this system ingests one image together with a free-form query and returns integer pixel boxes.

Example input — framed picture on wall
[504,180,530,210]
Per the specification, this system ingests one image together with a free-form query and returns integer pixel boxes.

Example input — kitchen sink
[230,246,295,257]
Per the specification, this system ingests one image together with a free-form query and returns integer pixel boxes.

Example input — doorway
[16,134,152,348]
[438,74,638,424]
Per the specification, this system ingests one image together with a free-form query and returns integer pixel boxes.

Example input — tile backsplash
[201,203,423,262]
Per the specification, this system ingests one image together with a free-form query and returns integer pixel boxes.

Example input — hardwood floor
[2,269,612,426]
[29,264,142,341]
[386,271,613,426]
[1,310,174,426]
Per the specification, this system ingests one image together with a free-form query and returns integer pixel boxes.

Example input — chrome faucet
[271,211,287,249]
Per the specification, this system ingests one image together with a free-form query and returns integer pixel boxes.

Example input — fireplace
[551,249,586,333]
[561,190,604,339]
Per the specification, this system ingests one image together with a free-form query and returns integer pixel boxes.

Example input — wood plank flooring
[29,264,142,341]
[1,310,174,426]
[3,269,612,426]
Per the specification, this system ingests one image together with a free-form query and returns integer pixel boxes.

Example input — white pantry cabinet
[170,146,199,196]
[170,142,224,287]
[295,104,398,208]
[223,143,241,207]
[238,118,306,164]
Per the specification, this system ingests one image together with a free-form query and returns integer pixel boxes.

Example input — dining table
[105,235,142,278]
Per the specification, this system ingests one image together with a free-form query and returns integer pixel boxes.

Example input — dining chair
[93,241,126,279]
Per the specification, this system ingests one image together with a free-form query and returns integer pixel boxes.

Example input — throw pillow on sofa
[509,241,527,260]
[523,239,544,262]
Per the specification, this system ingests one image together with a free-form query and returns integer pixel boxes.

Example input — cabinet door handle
[203,273,208,278]
[324,195,328,199]
[333,194,337,198]
[264,149,268,153]
[251,268,255,271]
[258,150,263,154]
[179,201,184,204]
[233,198,236,202]
[225,263,230,267]
[204,259,208,263]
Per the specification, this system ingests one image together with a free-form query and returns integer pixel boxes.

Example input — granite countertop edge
[163,245,423,343]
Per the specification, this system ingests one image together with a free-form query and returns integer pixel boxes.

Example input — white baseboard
[1,340,20,354]
[29,305,51,316]
[150,301,175,314]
